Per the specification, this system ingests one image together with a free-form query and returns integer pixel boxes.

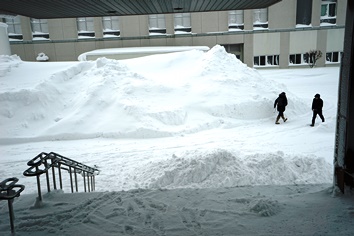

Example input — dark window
[260,56,266,65]
[290,54,302,64]
[254,55,279,66]
[254,57,260,66]
[267,55,279,65]
[296,0,313,25]
[326,51,340,62]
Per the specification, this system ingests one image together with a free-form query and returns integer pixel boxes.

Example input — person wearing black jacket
[274,92,288,124]
[311,93,325,127]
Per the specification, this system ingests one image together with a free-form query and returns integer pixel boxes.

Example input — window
[30,18,49,39]
[174,13,191,34]
[289,54,302,64]
[296,0,312,26]
[254,55,279,66]
[149,14,166,35]
[2,16,22,40]
[326,52,341,63]
[77,17,95,38]
[289,53,311,65]
[267,55,279,65]
[102,16,120,37]
[254,56,263,66]
[221,44,242,60]
[303,53,313,64]
[253,8,268,29]
[321,0,337,25]
[228,10,244,30]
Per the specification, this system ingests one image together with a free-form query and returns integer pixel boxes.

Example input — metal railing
[0,177,25,234]
[23,152,100,201]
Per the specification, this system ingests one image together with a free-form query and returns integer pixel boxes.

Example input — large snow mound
[0,46,307,143]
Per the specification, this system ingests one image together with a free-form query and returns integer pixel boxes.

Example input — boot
[281,115,287,122]
[275,116,280,124]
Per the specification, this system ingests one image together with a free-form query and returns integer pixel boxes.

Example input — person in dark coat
[274,92,288,124]
[310,93,325,126]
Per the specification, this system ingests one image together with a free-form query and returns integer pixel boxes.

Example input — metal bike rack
[23,152,99,202]
[0,177,25,234]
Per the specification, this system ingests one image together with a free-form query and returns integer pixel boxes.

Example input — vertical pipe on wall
[0,23,11,55]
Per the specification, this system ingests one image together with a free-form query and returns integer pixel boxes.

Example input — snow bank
[0,55,22,77]
[0,46,308,143]
[121,149,332,189]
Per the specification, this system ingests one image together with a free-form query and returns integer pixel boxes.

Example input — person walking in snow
[310,93,325,127]
[274,92,288,124]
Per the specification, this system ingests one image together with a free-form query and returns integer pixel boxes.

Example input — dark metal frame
[23,152,100,201]
[0,177,25,233]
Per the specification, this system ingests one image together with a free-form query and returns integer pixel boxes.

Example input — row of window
[254,51,341,67]
[296,0,337,26]
[2,14,191,40]
[2,0,337,40]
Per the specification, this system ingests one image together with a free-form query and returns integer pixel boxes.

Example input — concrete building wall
[54,42,77,61]
[191,13,202,33]
[218,11,229,32]
[94,17,104,38]
[243,10,254,31]
[4,0,347,68]
[336,0,347,25]
[279,32,291,68]
[254,33,281,55]
[243,34,254,67]
[312,0,322,27]
[268,0,296,29]
[165,14,174,35]
[62,19,78,40]
[120,15,148,37]
[317,30,328,67]
[327,28,345,51]
[20,16,32,41]
[289,31,318,53]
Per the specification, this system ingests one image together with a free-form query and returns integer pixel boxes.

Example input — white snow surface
[1,46,354,236]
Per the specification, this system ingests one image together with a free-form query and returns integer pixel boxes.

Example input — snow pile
[36,52,49,61]
[122,149,332,189]
[0,46,308,143]
[0,54,22,77]
[0,48,346,236]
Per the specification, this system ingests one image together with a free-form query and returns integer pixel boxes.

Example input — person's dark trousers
[312,109,325,125]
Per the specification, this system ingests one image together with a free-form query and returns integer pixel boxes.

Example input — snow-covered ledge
[0,23,11,56]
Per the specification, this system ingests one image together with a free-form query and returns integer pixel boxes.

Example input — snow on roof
[78,46,210,61]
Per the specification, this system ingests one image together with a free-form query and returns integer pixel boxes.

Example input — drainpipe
[0,22,11,55]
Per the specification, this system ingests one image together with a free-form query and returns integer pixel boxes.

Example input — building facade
[1,0,346,68]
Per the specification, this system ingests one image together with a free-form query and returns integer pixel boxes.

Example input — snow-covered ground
[1,46,353,235]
